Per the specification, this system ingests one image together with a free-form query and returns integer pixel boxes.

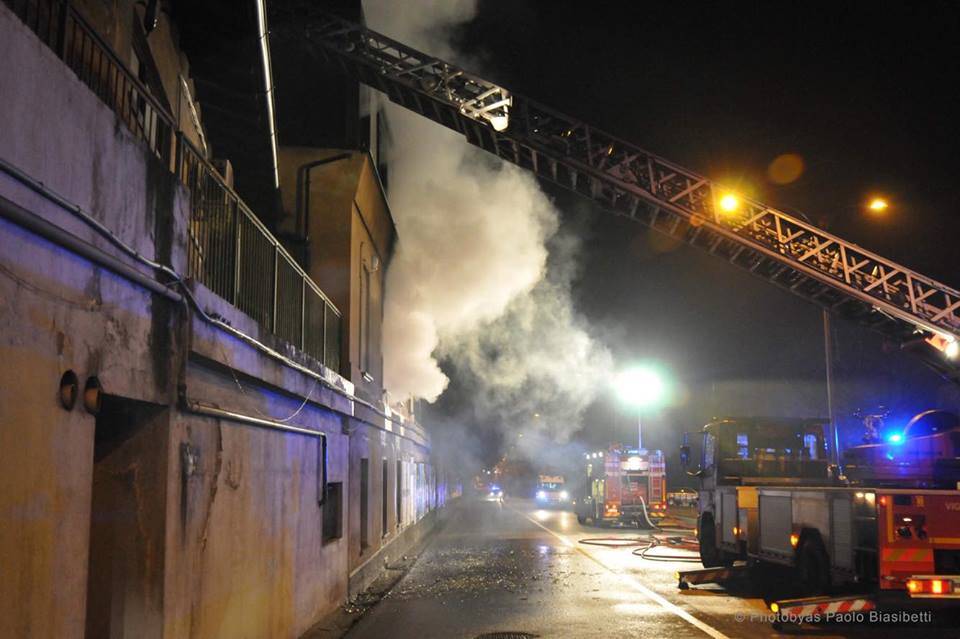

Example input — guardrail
[4,0,341,371]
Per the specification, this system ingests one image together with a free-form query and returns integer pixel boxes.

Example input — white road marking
[519,509,732,639]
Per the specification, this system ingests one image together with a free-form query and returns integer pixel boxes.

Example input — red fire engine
[576,445,666,526]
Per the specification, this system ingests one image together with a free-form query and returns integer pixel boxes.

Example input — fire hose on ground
[577,534,702,562]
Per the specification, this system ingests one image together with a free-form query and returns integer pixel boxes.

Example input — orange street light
[867,197,889,213]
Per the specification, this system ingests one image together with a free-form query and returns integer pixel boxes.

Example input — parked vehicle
[682,413,960,601]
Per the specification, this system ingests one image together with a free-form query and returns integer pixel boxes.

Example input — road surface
[347,497,959,639]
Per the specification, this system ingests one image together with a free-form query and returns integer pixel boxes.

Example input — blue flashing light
[536,490,547,500]
[886,433,904,444]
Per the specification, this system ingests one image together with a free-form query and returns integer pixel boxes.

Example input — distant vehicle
[682,413,960,602]
[666,488,698,507]
[535,474,569,506]
[575,445,666,526]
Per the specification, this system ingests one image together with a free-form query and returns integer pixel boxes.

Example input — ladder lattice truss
[297,12,960,345]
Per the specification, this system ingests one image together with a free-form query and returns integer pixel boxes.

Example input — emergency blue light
[886,433,904,444]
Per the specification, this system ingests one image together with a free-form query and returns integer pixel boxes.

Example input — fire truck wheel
[576,513,586,525]
[698,515,723,567]
[797,537,831,596]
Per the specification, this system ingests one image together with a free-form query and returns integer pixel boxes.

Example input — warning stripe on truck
[881,547,933,562]
[774,596,875,618]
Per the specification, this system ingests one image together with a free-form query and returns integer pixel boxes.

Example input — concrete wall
[1,5,446,638]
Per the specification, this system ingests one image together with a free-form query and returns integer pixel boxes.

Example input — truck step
[676,565,748,589]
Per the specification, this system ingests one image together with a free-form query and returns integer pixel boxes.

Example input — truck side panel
[759,492,793,560]
[831,496,854,571]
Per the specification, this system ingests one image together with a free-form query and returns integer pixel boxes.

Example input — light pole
[614,366,666,452]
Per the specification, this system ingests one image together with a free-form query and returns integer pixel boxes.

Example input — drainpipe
[254,0,279,189]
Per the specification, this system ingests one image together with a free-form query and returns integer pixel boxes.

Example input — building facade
[0,1,453,637]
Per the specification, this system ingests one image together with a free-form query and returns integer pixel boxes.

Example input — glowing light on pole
[867,197,889,214]
[614,366,667,451]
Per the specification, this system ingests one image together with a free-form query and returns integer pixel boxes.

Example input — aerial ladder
[282,10,960,377]
[277,13,960,616]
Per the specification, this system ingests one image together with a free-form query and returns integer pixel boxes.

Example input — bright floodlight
[947,340,959,360]
[487,114,510,132]
[867,197,889,213]
[614,366,665,408]
[718,193,740,213]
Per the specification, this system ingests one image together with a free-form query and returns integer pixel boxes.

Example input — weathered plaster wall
[1,6,445,638]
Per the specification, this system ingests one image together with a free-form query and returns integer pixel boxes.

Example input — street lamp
[867,196,889,214]
[614,366,667,452]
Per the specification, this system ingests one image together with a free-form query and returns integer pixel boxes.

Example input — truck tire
[576,513,586,524]
[797,537,831,596]
[698,515,723,567]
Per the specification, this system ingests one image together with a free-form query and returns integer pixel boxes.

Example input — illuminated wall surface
[0,3,452,637]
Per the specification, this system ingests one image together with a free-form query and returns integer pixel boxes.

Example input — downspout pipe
[254,0,280,190]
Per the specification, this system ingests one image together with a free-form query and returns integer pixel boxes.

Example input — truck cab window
[702,433,716,470]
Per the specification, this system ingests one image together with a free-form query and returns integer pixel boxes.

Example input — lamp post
[614,366,666,452]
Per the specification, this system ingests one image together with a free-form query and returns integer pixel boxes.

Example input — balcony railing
[4,0,341,372]
[179,140,340,369]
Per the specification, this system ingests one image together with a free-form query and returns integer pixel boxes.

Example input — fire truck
[682,411,960,601]
[535,474,569,506]
[576,445,666,526]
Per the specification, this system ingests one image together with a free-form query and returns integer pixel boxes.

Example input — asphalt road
[346,497,960,639]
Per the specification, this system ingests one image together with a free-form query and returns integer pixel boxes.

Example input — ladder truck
[282,8,960,608]
[678,411,960,609]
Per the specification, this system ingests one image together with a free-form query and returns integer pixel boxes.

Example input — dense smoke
[365,0,610,443]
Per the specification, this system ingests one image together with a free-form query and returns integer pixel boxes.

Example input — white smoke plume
[365,0,611,436]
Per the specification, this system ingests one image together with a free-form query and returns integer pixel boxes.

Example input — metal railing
[4,0,341,371]
[4,0,175,163]
[179,140,340,370]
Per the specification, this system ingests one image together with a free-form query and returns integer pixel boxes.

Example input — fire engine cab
[576,445,666,526]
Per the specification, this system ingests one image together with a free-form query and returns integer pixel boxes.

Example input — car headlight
[559,491,569,500]
[536,490,546,500]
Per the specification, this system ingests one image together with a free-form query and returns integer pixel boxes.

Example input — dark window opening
[359,114,371,151]
[396,460,403,529]
[323,482,343,543]
[382,459,389,537]
[360,458,369,550]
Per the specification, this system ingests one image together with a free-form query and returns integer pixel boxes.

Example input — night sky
[423,1,960,475]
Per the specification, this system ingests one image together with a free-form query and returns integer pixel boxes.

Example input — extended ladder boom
[293,12,960,345]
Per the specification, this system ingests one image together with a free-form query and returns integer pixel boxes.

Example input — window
[703,433,716,470]
[736,433,750,459]
[359,114,371,151]
[360,458,369,550]
[322,482,342,543]
[803,433,820,459]
[396,460,403,529]
[359,244,373,378]
[382,459,389,538]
